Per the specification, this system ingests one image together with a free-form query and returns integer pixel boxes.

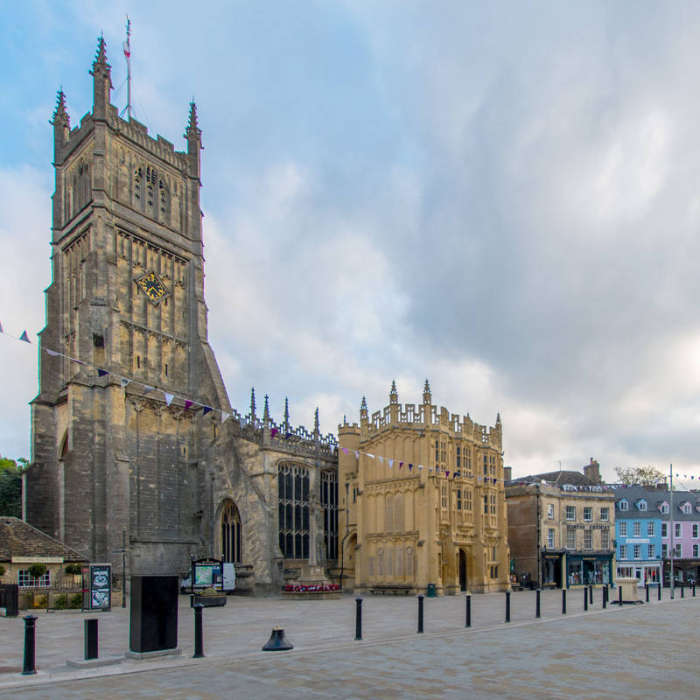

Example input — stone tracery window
[220,500,241,563]
[278,462,309,559]
[321,470,338,560]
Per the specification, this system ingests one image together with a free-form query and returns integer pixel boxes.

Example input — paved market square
[0,589,698,698]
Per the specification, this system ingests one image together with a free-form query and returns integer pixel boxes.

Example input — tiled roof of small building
[0,517,87,561]
[511,470,596,487]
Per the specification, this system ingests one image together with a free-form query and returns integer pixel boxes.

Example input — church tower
[26,38,231,576]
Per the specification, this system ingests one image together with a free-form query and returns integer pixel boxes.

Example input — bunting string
[4,322,700,484]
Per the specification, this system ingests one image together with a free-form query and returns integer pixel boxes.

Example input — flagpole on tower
[122,16,132,120]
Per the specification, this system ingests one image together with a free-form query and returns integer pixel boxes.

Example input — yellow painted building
[338,381,509,594]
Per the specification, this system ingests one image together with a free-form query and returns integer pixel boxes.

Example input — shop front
[616,561,661,587]
[565,553,613,587]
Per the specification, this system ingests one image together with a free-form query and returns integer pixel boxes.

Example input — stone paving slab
[0,591,697,698]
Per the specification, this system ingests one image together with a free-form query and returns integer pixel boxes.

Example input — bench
[369,585,413,596]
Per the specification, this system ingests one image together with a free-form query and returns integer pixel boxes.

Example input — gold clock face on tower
[136,271,169,304]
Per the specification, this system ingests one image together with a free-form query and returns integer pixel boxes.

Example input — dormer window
[659,502,669,514]
[636,499,647,512]
[680,501,692,515]
[618,499,629,511]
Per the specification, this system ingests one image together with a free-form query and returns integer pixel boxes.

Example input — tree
[0,456,25,517]
[615,465,666,487]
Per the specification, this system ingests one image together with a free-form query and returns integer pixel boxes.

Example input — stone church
[25,37,509,595]
[25,38,338,592]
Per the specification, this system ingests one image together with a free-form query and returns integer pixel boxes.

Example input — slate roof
[612,485,700,520]
[0,517,87,561]
[510,470,597,487]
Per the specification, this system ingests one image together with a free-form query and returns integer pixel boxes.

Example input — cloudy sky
[2,1,700,482]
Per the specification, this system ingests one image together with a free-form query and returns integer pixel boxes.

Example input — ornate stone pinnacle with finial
[185,100,201,140]
[92,34,110,71]
[496,412,501,424]
[283,397,290,431]
[50,89,70,127]
[250,387,256,419]
[423,378,432,404]
[389,379,398,404]
[263,394,270,423]
[314,407,320,434]
[360,396,368,420]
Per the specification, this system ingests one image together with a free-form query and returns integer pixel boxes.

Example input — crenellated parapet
[355,381,502,451]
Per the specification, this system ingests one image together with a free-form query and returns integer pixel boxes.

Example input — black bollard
[618,584,623,605]
[465,593,471,628]
[562,589,566,615]
[645,584,649,603]
[693,583,696,598]
[505,591,511,623]
[193,603,204,658]
[681,583,685,599]
[417,594,424,634]
[84,619,98,660]
[584,587,588,611]
[355,598,363,641]
[589,585,593,605]
[22,615,37,675]
[536,589,541,619]
[658,581,662,601]
[603,585,607,609]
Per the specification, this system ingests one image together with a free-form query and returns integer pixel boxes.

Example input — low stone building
[506,460,616,588]
[338,381,509,594]
[0,516,88,608]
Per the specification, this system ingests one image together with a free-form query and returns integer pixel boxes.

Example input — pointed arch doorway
[459,549,468,592]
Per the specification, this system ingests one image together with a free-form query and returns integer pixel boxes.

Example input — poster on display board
[82,563,112,611]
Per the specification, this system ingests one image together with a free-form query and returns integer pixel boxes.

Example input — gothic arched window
[220,500,241,563]
[278,462,309,559]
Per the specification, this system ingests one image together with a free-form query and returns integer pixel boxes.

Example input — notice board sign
[83,563,112,611]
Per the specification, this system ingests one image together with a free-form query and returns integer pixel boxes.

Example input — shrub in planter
[54,594,68,610]
[65,563,82,576]
[69,593,82,609]
[29,563,47,579]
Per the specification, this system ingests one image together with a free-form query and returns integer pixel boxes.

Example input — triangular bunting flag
[408,464,413,471]
[445,470,450,477]
[418,464,423,471]
[399,461,403,469]
[0,321,3,333]
[19,330,30,343]
[221,411,231,423]
[184,400,193,410]
[164,392,174,406]
[202,406,212,416]
[120,378,131,388]
[71,357,86,365]
[270,428,278,437]
[45,348,61,357]
[342,447,349,455]
[97,369,109,377]
[354,450,360,459]
[388,459,394,469]
[378,456,384,464]
[366,453,375,459]
[143,385,155,395]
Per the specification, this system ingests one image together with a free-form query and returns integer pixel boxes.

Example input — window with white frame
[633,544,641,559]
[647,521,654,536]
[660,502,669,514]
[681,502,692,515]
[637,499,647,511]
[661,523,667,538]
[600,507,609,521]
[584,530,592,550]
[647,544,655,558]
[566,527,576,549]
[694,544,699,558]
[601,528,610,549]
[693,523,699,539]
[18,569,51,588]
[566,505,576,521]
[619,500,629,511]
[547,503,554,520]
[619,521,628,537]
[583,507,592,522]
[662,544,668,558]
[620,544,627,559]
[674,543,682,558]
[675,523,681,538]
[547,528,555,548]
[633,521,641,537]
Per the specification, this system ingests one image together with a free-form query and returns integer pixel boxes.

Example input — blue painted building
[613,486,663,586]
